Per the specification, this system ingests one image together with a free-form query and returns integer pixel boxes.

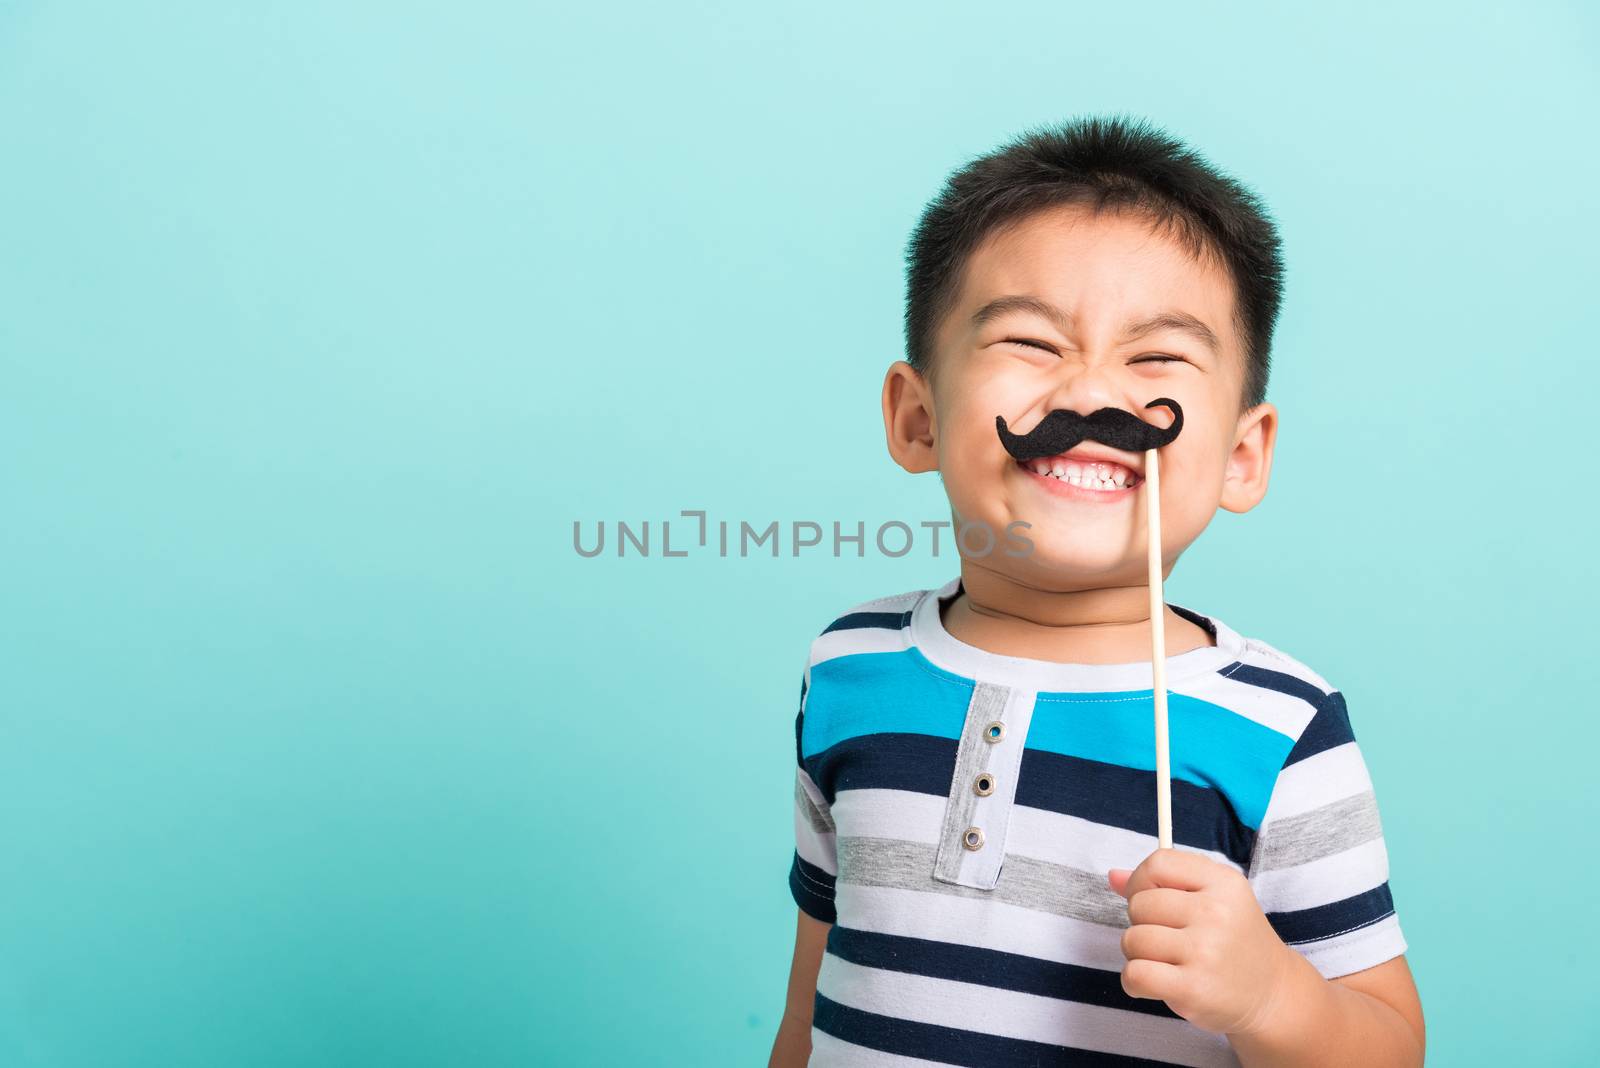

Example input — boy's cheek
[1154,439,1227,510]
[935,453,1006,524]
[933,417,1007,485]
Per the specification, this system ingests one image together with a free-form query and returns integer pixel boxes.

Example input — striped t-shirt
[788,577,1407,1067]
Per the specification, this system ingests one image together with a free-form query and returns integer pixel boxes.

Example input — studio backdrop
[1,2,1596,1065]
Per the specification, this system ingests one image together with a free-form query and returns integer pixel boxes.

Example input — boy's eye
[1005,339,1185,366]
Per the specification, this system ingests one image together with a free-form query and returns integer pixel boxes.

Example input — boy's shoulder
[806,586,1337,677]
[800,586,930,671]
[1210,627,1362,763]
[806,585,940,652]
[814,587,930,635]
[1228,629,1340,700]
[801,584,1355,732]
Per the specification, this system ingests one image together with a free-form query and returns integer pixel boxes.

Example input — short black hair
[903,113,1284,412]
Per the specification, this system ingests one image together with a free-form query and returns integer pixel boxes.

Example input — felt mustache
[994,398,1184,462]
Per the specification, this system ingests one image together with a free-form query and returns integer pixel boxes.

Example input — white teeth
[1023,457,1137,490]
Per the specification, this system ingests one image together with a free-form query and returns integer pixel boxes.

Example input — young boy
[769,116,1425,1067]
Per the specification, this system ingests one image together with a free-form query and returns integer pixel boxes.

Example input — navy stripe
[1284,690,1356,766]
[803,732,955,805]
[804,733,1257,867]
[813,993,1173,1067]
[794,679,807,768]
[790,852,837,924]
[827,926,1181,1021]
[1268,882,1394,945]
[1168,603,1218,643]
[1017,748,1258,866]
[1223,662,1327,714]
[822,610,912,634]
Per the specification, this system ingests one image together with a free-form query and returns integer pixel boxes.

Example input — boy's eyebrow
[970,295,1221,358]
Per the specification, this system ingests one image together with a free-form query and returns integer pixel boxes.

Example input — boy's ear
[1219,401,1277,514]
[881,361,938,474]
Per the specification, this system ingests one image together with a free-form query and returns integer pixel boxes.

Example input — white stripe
[1184,670,1317,739]
[1293,912,1408,980]
[837,882,1131,974]
[817,955,1238,1067]
[830,788,1243,876]
[808,1028,946,1067]
[829,788,943,845]
[796,768,839,874]
[836,589,926,616]
[795,807,838,874]
[1262,743,1373,821]
[1007,803,1243,876]
[811,626,908,667]
[1239,638,1334,693]
[1251,836,1390,913]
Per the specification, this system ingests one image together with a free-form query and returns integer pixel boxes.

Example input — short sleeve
[788,669,838,924]
[1247,690,1408,979]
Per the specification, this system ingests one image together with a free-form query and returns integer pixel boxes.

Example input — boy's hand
[1108,848,1296,1037]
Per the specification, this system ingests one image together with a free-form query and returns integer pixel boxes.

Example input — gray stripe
[839,836,1130,928]
[1252,790,1382,873]
[796,776,835,833]
[933,682,1009,884]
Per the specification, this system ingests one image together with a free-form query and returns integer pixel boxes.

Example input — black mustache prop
[995,398,1184,462]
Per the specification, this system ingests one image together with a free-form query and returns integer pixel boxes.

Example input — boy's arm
[1114,686,1421,1063]
[773,648,837,1066]
[768,909,831,1068]
[1228,952,1424,1067]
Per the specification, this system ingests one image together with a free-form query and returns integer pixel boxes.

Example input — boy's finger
[1121,847,1216,898]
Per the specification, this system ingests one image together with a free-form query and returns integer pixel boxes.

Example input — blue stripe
[802,650,1291,829]
[826,926,1181,1020]
[1268,882,1395,945]
[789,852,837,924]
[802,732,1258,866]
[822,610,911,634]
[800,651,973,759]
[1029,687,1291,830]
[813,994,1173,1067]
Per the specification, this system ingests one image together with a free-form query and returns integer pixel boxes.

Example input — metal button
[962,826,984,851]
[973,772,995,796]
[984,721,1005,743]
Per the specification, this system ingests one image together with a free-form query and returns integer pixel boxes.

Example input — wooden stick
[1146,446,1172,850]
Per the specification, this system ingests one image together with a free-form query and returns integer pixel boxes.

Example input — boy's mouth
[1017,450,1144,497]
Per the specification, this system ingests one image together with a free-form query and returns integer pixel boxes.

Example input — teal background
[1,2,1595,1065]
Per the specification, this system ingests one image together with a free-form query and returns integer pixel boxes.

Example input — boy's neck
[943,560,1215,666]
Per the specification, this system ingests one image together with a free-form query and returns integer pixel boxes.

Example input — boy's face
[883,202,1277,589]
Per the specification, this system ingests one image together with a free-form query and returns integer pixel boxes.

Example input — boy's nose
[1040,363,1126,421]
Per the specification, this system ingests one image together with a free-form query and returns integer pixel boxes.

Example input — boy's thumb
[1107,867,1132,893]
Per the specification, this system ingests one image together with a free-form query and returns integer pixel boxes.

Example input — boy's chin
[969,546,1145,585]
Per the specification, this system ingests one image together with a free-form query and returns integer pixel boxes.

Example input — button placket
[932,682,1037,890]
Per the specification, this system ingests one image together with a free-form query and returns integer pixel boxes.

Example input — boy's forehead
[949,205,1240,354]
